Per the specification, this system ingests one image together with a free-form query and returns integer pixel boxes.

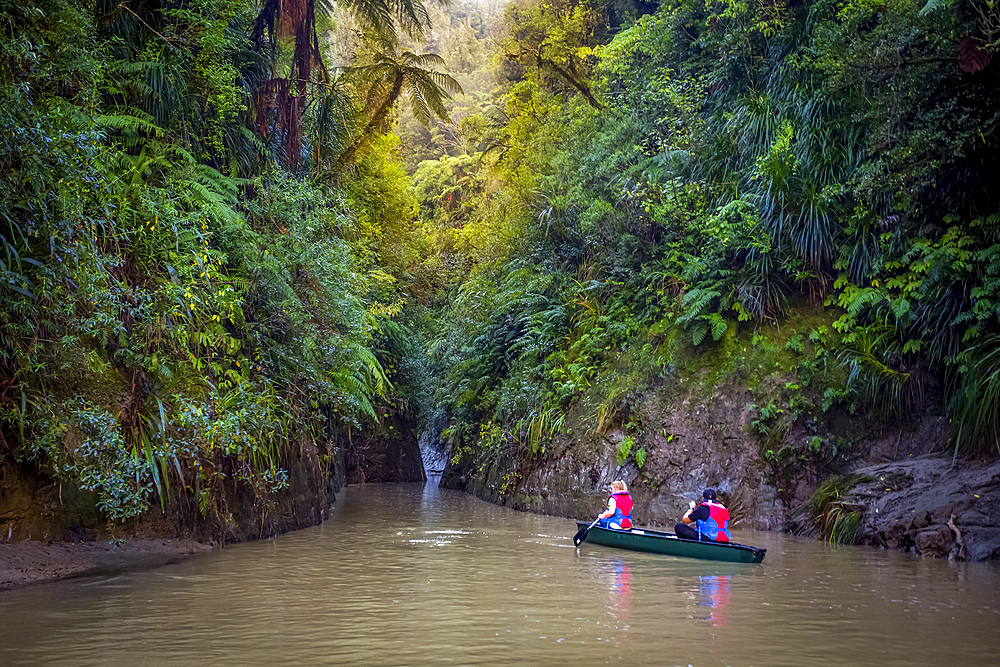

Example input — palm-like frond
[339,0,430,40]
[310,83,355,178]
[109,59,189,126]
[839,325,925,420]
[949,335,1000,458]
[95,110,164,138]
[332,47,463,172]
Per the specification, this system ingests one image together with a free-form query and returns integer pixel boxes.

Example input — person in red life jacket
[675,488,731,542]
[597,480,633,530]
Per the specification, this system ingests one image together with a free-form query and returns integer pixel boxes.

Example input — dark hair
[702,488,717,500]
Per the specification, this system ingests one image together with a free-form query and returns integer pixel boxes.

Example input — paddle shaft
[573,517,602,546]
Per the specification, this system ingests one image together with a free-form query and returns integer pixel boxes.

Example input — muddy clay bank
[0,539,210,590]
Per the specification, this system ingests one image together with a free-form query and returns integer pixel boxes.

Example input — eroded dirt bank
[1,421,425,590]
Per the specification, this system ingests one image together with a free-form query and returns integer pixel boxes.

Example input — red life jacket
[695,501,731,542]
[608,491,633,529]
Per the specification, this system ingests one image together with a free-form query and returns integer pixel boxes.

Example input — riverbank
[0,419,432,591]
[0,538,211,591]
[793,455,1000,560]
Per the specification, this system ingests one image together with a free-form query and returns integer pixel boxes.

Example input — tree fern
[333,47,463,172]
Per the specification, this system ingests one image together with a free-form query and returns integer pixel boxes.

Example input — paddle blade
[573,527,589,546]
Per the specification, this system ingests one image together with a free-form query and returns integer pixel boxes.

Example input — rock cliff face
[443,382,784,529]
[2,416,427,547]
[344,413,426,485]
[0,440,346,545]
[440,343,1000,559]
[443,372,821,526]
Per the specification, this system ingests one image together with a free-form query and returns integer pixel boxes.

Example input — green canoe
[574,521,766,563]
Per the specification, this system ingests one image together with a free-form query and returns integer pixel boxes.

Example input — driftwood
[947,512,967,560]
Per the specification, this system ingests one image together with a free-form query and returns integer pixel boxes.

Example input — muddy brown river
[1,480,998,665]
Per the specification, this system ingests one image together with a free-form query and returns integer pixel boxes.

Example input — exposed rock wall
[344,413,426,484]
[0,438,347,545]
[801,457,1000,561]
[443,374,802,526]
[440,341,1000,559]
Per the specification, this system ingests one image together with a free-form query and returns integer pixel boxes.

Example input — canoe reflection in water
[609,558,632,627]
[698,575,731,627]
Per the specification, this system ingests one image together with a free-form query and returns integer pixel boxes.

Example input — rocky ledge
[791,455,1000,560]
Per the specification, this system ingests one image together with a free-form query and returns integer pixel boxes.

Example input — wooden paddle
[574,517,602,546]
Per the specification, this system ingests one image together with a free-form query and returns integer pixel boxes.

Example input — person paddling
[675,488,731,542]
[597,480,633,530]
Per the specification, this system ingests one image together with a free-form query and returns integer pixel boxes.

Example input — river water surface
[2,480,999,665]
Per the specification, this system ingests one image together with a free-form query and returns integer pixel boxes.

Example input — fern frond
[95,111,164,138]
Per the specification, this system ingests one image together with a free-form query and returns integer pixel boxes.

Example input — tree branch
[116,3,179,50]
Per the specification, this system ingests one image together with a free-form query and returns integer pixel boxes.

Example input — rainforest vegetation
[2,0,998,534]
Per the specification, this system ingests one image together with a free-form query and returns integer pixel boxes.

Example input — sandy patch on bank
[0,539,211,590]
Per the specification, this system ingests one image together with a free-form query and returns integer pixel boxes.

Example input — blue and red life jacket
[696,500,731,542]
[607,491,633,530]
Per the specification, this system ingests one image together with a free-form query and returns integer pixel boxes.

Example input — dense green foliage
[414,0,1000,490]
[0,0,437,525]
[3,0,998,529]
